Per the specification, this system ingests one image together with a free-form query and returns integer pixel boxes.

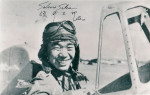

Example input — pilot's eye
[52,45,61,51]
[67,45,75,51]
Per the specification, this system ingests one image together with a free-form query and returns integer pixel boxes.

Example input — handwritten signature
[71,11,85,21]
[37,1,85,22]
[38,1,77,10]
[38,1,56,10]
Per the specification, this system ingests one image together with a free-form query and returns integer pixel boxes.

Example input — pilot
[22,20,89,95]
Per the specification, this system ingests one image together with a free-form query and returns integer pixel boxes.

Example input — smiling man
[48,40,75,71]
[23,20,89,95]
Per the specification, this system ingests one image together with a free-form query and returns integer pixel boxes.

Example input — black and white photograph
[0,0,150,95]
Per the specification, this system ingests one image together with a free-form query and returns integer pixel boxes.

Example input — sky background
[0,0,149,61]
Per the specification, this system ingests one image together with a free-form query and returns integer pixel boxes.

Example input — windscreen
[99,14,131,94]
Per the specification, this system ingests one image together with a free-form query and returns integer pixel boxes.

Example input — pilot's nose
[58,48,68,59]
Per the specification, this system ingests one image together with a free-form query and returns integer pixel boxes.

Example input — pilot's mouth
[57,59,71,65]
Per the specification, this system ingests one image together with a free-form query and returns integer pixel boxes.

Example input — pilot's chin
[58,66,70,71]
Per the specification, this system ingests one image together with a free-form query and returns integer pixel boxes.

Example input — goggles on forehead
[45,20,76,35]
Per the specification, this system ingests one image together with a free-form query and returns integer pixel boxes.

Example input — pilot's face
[48,40,75,71]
